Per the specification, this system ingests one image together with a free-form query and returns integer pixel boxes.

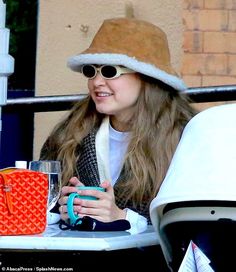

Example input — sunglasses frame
[81,64,134,79]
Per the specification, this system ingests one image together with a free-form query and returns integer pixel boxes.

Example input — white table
[0,224,159,251]
[0,224,170,271]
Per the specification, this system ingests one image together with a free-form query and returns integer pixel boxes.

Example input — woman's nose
[91,73,105,85]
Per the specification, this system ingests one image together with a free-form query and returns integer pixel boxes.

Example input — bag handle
[0,172,13,214]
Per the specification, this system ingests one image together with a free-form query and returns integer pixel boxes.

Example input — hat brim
[67,53,187,92]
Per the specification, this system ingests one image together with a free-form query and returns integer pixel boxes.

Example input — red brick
[228,55,236,75]
[204,32,236,53]
[183,31,203,52]
[202,75,236,86]
[182,53,228,75]
[182,75,202,87]
[183,10,228,31]
[205,0,236,9]
[229,11,236,31]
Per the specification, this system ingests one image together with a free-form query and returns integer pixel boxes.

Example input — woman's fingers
[58,180,120,222]
[58,195,67,206]
[59,204,67,214]
[61,186,77,196]
[69,176,84,186]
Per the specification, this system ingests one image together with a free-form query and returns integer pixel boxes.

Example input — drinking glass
[29,160,62,215]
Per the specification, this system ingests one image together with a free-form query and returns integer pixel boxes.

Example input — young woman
[40,17,196,234]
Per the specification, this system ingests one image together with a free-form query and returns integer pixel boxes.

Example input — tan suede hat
[67,17,186,91]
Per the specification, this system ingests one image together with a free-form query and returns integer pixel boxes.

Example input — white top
[109,124,148,234]
[94,117,148,234]
[109,124,129,185]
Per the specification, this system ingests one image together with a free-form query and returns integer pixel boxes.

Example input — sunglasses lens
[82,65,96,78]
[101,65,117,79]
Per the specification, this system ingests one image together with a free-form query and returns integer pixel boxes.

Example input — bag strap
[0,172,13,214]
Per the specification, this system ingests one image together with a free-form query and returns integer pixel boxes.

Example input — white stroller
[150,103,236,272]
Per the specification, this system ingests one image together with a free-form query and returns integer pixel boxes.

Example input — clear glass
[29,160,62,213]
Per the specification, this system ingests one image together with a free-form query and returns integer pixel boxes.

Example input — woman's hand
[58,176,84,221]
[72,180,126,222]
[58,179,126,222]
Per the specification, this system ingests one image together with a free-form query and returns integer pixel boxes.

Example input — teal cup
[67,186,105,225]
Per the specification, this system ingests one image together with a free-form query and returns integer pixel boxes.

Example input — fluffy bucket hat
[67,17,186,92]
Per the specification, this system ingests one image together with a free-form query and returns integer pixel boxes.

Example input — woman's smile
[95,91,113,97]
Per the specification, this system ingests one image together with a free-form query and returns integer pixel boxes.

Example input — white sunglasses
[81,64,134,79]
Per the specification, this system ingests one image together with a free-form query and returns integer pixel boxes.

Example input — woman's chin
[96,107,113,115]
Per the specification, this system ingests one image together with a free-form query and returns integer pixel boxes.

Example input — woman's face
[88,71,142,122]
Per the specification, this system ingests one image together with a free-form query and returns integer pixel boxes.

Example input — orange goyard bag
[0,168,48,235]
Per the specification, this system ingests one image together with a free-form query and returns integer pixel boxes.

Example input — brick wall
[182,0,236,88]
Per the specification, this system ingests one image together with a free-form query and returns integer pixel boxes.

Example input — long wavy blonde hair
[40,76,196,204]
